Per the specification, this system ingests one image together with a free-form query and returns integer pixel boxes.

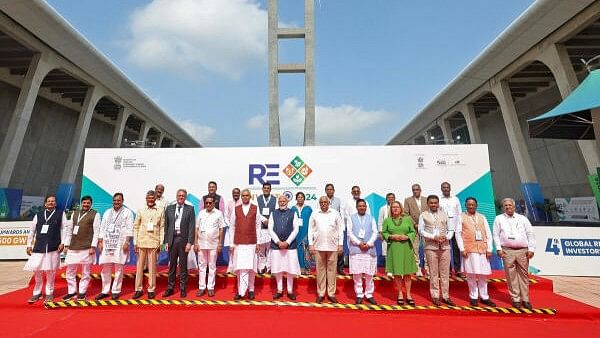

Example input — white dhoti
[271,248,300,293]
[24,251,60,296]
[198,248,218,290]
[65,249,95,295]
[233,244,257,296]
[99,238,129,295]
[462,253,492,300]
[349,253,377,298]
[257,229,271,272]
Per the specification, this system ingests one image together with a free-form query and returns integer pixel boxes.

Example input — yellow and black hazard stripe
[60,272,538,284]
[44,298,556,315]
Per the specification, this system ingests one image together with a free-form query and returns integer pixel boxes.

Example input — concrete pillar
[439,117,452,144]
[171,141,177,148]
[112,107,131,148]
[57,86,102,210]
[423,131,431,145]
[60,87,102,184]
[0,53,52,187]
[493,80,544,221]
[303,0,315,146]
[268,0,281,146]
[139,121,151,145]
[539,43,600,174]
[157,133,165,148]
[461,103,482,144]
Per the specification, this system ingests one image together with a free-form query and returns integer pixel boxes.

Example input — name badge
[262,207,270,216]
[475,230,482,241]
[433,228,440,237]
[358,228,366,239]
[41,224,49,234]
[508,235,516,240]
[73,225,80,235]
[108,223,115,233]
[146,222,154,231]
[293,218,303,227]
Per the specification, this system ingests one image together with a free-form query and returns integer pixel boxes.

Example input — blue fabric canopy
[528,69,600,139]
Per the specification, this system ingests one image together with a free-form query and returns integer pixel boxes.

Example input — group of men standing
[24,181,536,310]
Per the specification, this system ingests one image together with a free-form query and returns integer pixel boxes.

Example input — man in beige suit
[403,184,428,276]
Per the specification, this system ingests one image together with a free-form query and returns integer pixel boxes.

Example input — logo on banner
[113,156,122,170]
[282,156,313,186]
[545,238,600,256]
[249,156,313,186]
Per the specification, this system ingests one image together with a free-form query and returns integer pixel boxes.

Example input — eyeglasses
[206,202,214,205]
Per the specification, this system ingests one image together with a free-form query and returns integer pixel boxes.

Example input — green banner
[589,171,600,207]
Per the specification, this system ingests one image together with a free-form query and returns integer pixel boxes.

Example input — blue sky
[46,0,535,147]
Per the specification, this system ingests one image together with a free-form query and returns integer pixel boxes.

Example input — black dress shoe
[273,292,283,300]
[355,297,363,305]
[207,290,215,297]
[316,295,324,303]
[196,289,206,297]
[397,298,404,305]
[287,293,296,301]
[95,293,109,300]
[132,291,143,299]
[162,289,174,297]
[480,298,496,307]
[77,293,86,300]
[522,301,533,310]
[328,296,338,303]
[469,298,478,306]
[512,301,521,308]
[28,294,43,304]
[62,293,76,301]
[148,292,155,299]
[233,294,242,301]
[366,297,377,305]
[406,299,415,306]
[180,290,187,298]
[455,272,466,278]
[442,298,456,306]
[111,293,120,300]
[432,298,441,306]
[248,291,255,300]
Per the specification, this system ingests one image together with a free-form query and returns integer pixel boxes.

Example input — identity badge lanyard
[470,214,482,241]
[41,209,56,234]
[108,208,122,233]
[431,211,440,237]
[73,211,88,235]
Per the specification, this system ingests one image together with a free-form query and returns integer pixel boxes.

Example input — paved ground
[1,261,598,308]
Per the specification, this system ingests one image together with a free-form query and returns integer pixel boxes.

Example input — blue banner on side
[0,188,23,220]
[520,182,545,222]
[56,182,76,211]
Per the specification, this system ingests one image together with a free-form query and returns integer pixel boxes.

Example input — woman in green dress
[382,201,418,305]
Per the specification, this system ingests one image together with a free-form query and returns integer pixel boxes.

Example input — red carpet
[1,266,599,337]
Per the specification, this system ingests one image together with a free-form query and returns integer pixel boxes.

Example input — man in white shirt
[230,189,262,300]
[349,199,378,305]
[341,186,371,275]
[493,198,536,310]
[309,196,344,303]
[224,188,242,273]
[439,182,463,278]
[63,195,100,300]
[95,192,134,301]
[154,184,167,210]
[195,196,225,297]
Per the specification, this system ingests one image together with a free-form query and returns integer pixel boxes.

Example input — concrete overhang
[387,0,595,144]
[0,0,201,147]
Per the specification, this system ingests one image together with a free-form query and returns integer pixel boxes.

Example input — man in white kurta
[224,188,242,273]
[348,199,378,305]
[95,193,134,300]
[63,195,101,300]
[268,195,300,300]
[341,186,371,276]
[309,196,344,303]
[196,196,225,297]
[439,182,463,277]
[455,197,496,307]
[230,189,262,300]
[24,195,66,303]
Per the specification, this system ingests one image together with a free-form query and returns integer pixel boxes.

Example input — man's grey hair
[501,197,515,206]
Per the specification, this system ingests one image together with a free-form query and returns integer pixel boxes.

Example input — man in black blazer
[163,189,196,297]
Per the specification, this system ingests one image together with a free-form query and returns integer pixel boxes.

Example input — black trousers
[167,235,188,290]
[449,236,461,273]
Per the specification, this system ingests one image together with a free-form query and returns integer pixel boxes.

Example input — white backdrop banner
[81,145,496,223]
[0,221,30,259]
[534,226,600,276]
